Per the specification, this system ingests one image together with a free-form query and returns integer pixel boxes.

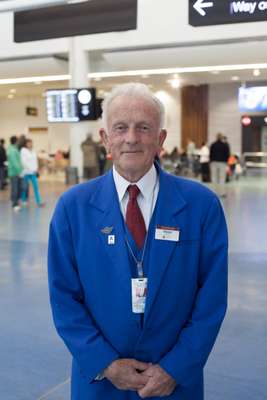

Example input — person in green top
[7,136,22,211]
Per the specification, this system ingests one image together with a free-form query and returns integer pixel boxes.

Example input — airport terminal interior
[0,0,267,399]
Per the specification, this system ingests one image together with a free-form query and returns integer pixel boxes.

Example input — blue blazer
[48,166,228,400]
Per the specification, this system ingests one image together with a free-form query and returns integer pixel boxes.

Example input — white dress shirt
[113,165,159,230]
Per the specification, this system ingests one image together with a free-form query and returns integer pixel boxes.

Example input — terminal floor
[0,176,267,400]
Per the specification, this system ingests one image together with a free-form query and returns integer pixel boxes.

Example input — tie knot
[127,184,140,200]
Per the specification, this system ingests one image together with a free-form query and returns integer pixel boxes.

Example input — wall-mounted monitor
[239,86,267,112]
[46,88,99,123]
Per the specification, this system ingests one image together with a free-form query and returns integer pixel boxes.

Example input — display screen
[46,88,98,122]
[239,86,267,112]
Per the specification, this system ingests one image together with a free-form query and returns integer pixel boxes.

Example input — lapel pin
[101,226,114,235]
[108,235,115,245]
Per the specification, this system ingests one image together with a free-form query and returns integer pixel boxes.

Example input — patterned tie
[126,185,146,249]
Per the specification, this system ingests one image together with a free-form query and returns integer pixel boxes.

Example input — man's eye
[139,125,150,132]
[113,125,126,133]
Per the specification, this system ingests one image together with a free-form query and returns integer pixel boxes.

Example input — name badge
[131,278,148,314]
[155,225,180,242]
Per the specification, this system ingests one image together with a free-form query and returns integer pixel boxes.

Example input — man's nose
[125,127,139,143]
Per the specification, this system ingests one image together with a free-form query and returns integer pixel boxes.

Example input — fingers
[137,364,176,398]
[103,358,151,392]
[130,359,151,372]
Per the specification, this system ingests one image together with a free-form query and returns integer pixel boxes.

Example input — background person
[81,133,99,179]
[21,139,44,207]
[48,83,228,400]
[210,133,230,197]
[7,136,22,211]
[199,141,210,182]
[0,138,7,190]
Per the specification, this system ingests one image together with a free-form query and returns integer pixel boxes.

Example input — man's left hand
[137,364,176,398]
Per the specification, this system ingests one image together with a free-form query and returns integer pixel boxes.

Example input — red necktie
[126,185,146,249]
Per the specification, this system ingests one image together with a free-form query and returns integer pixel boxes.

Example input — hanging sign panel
[14,0,137,42]
[189,0,267,26]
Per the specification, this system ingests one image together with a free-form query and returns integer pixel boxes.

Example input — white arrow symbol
[193,0,214,16]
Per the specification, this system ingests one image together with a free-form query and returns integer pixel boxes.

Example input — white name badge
[131,278,148,314]
[155,226,180,242]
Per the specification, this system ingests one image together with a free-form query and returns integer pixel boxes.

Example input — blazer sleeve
[159,196,228,386]
[48,197,119,382]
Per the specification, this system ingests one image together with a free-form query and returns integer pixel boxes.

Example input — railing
[242,152,267,168]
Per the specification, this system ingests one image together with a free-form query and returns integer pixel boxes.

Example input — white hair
[101,82,165,131]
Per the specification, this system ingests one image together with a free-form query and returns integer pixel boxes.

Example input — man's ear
[159,129,167,148]
[99,129,109,151]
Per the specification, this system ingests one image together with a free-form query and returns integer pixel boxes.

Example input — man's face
[100,95,166,181]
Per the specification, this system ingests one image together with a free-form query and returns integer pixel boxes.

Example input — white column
[69,37,91,178]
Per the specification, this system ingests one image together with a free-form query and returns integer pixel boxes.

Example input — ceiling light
[253,69,261,77]
[211,70,220,75]
[34,81,43,85]
[9,88,16,93]
[231,76,239,81]
[0,75,70,85]
[7,94,14,99]
[168,78,180,89]
[89,63,267,80]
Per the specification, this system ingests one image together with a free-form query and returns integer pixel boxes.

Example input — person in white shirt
[48,83,228,400]
[21,139,44,207]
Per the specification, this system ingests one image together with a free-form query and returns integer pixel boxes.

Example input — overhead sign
[14,0,137,42]
[189,0,267,26]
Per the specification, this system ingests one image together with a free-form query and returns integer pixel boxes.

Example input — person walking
[0,139,7,190]
[7,136,22,211]
[48,83,228,400]
[21,139,44,207]
[210,133,230,197]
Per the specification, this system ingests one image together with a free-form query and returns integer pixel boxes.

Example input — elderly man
[48,83,228,400]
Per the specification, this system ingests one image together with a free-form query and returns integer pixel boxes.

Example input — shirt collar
[113,164,157,202]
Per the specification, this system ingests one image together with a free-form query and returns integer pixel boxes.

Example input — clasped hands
[103,358,176,398]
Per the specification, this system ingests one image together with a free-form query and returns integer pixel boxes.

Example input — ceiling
[2,38,267,99]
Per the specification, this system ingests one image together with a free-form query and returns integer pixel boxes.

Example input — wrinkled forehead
[107,94,161,127]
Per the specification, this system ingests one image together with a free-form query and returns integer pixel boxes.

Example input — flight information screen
[46,88,97,122]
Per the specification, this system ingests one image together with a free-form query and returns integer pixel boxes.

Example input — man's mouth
[121,150,142,154]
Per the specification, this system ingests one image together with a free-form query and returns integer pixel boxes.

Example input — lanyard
[125,178,158,278]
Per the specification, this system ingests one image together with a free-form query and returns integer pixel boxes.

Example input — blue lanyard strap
[124,177,158,278]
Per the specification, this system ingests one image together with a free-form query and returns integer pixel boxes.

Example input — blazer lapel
[90,171,132,292]
[144,170,187,323]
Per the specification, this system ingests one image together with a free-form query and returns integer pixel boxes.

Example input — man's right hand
[103,359,151,391]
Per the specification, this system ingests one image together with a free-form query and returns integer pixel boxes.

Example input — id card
[131,278,148,314]
[155,225,180,242]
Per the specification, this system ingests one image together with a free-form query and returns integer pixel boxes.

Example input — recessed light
[9,88,16,93]
[231,76,239,81]
[253,69,261,77]
[168,78,180,89]
[7,94,14,99]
